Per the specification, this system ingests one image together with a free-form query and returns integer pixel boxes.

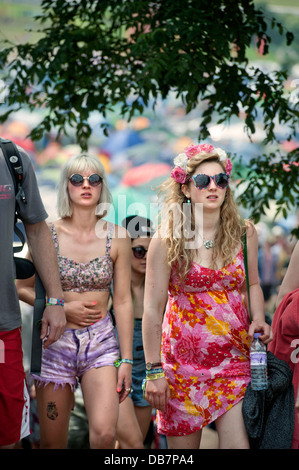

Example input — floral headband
[170,143,232,184]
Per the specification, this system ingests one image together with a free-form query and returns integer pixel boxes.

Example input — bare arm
[246,222,272,344]
[24,220,66,348]
[112,226,134,402]
[142,234,171,411]
[276,242,299,307]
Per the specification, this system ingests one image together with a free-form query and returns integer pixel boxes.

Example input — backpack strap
[0,138,26,206]
[0,138,27,253]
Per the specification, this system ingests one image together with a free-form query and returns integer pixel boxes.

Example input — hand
[40,305,66,349]
[145,377,170,412]
[248,319,273,344]
[64,300,102,327]
[116,362,132,404]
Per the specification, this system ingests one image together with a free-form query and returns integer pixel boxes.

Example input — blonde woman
[142,143,272,449]
[17,153,133,449]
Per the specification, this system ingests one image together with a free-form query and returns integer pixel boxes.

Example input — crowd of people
[0,140,298,449]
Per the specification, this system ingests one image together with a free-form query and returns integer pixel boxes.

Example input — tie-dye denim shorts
[32,313,120,391]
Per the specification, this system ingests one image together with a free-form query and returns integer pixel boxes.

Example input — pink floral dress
[158,248,251,436]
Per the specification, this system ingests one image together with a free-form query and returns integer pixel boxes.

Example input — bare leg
[116,397,144,449]
[216,400,249,449]
[81,365,119,449]
[135,405,152,441]
[35,382,74,449]
[167,430,202,449]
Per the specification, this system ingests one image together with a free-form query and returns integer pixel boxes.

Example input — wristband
[46,297,65,306]
[146,367,164,376]
[142,373,166,400]
[146,372,165,380]
[114,358,133,368]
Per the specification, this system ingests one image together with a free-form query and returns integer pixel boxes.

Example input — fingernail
[117,388,121,393]
[93,301,97,305]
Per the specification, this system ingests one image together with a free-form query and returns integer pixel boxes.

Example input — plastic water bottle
[250,333,268,391]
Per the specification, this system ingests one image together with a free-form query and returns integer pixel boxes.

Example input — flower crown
[170,143,232,184]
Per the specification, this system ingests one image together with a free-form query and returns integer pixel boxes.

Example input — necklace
[203,239,214,249]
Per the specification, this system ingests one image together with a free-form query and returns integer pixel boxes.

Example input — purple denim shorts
[32,313,120,391]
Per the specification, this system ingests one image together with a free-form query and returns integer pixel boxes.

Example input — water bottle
[250,332,268,391]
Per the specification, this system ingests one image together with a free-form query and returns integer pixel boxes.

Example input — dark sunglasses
[69,173,103,187]
[192,173,229,190]
[132,246,148,259]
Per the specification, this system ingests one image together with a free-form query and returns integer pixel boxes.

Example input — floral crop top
[49,222,114,293]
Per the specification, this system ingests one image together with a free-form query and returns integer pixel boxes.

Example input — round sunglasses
[69,173,103,187]
[132,246,148,259]
[192,173,229,190]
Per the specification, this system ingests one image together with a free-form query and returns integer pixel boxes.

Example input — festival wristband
[142,374,166,399]
[46,297,65,306]
[145,372,165,380]
[114,358,133,367]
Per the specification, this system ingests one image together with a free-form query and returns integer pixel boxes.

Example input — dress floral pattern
[158,248,251,436]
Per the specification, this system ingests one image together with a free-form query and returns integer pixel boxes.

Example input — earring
[187,198,191,204]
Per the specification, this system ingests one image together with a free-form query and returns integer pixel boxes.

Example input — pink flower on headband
[225,159,233,175]
[171,166,189,184]
[185,143,215,158]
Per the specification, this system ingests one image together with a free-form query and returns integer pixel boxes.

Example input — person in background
[0,141,66,449]
[268,240,299,448]
[16,153,133,449]
[142,143,272,449]
[114,215,154,448]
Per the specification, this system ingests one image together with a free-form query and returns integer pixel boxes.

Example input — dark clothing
[268,288,299,448]
[242,351,295,449]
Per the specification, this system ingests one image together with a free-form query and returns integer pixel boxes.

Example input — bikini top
[49,222,114,293]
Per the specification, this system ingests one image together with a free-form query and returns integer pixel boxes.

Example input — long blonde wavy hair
[157,152,245,280]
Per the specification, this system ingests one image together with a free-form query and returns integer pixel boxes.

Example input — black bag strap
[0,138,27,253]
[241,222,252,323]
[31,273,46,375]
[0,138,44,374]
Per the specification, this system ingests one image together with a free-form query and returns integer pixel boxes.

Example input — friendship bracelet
[46,297,65,306]
[146,367,164,376]
[114,358,133,368]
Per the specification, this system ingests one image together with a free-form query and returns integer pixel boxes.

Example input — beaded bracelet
[114,358,133,368]
[46,297,65,306]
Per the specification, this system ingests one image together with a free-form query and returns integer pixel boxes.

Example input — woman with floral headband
[142,143,272,449]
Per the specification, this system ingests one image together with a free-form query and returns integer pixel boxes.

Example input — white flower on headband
[173,153,188,170]
[214,147,227,161]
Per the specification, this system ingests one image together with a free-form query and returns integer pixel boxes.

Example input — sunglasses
[69,173,103,187]
[192,173,229,190]
[132,246,148,259]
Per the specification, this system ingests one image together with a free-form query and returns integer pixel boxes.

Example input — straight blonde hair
[57,153,112,219]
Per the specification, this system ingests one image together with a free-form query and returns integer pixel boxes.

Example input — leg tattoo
[47,401,58,420]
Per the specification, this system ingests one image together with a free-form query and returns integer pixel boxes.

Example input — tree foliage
[0,0,298,232]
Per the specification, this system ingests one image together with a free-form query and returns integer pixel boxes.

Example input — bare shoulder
[244,219,257,240]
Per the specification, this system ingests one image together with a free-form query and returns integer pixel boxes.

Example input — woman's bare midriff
[64,290,110,329]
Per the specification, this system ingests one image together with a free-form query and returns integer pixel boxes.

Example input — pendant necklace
[203,239,214,249]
